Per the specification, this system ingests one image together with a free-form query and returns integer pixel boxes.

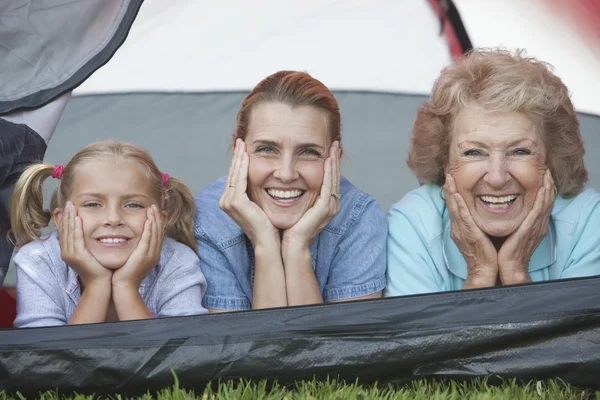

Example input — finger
[59,203,68,248]
[444,177,461,220]
[223,140,242,204]
[454,193,478,228]
[139,209,153,254]
[225,139,240,188]
[518,186,547,235]
[332,141,341,194]
[68,202,77,255]
[73,216,86,257]
[321,157,333,206]
[234,150,250,197]
[226,141,245,202]
[149,205,160,256]
[546,169,556,206]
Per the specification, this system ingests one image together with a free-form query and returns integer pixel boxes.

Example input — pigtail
[9,163,56,247]
[162,177,198,256]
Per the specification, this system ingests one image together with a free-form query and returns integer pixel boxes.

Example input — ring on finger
[331,193,341,200]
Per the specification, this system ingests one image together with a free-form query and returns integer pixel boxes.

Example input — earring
[439,186,446,202]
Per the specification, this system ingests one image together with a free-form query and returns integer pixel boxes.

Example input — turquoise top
[385,185,600,296]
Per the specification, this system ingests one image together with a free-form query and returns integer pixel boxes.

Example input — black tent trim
[0,0,143,114]
[1,275,599,396]
[442,0,473,54]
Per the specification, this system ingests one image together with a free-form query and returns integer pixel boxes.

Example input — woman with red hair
[195,71,387,312]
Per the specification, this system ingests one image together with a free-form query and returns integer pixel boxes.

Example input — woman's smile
[266,188,306,207]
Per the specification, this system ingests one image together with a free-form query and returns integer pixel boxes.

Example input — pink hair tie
[52,165,64,179]
[161,173,170,185]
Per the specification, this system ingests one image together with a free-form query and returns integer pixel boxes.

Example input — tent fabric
[0,0,142,113]
[454,0,600,116]
[1,276,599,396]
[0,118,47,283]
[1,1,600,395]
[72,0,453,95]
[43,92,600,213]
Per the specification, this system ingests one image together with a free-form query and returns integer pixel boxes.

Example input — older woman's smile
[448,106,547,238]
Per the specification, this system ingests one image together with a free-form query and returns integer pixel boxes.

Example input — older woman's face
[447,106,547,238]
[245,102,331,230]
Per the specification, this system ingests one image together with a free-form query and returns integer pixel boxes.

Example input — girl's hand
[498,169,555,284]
[59,201,112,286]
[444,175,498,288]
[219,139,278,247]
[283,141,341,250]
[112,205,164,289]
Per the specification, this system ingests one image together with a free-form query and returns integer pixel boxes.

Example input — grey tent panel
[46,92,600,212]
[0,0,142,113]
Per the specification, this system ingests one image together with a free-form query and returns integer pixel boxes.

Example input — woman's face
[244,102,331,230]
[447,106,548,238]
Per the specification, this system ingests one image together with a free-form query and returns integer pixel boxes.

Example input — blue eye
[256,146,275,154]
[300,148,321,157]
[125,202,144,209]
[83,202,101,208]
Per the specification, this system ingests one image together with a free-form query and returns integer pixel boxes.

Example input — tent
[1,0,599,395]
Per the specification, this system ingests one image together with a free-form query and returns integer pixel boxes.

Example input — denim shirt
[14,230,208,328]
[194,176,387,310]
[385,185,600,296]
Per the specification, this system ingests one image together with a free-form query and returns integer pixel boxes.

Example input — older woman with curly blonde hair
[385,49,600,296]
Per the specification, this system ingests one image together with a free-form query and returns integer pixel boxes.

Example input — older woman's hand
[219,139,279,247]
[497,170,556,285]
[445,175,499,288]
[282,141,341,250]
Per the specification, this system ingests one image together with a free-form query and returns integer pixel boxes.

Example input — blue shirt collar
[441,209,557,279]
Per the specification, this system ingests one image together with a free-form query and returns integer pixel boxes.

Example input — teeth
[267,189,303,199]
[480,195,517,204]
[99,238,127,244]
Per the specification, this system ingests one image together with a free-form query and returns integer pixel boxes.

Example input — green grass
[2,377,599,400]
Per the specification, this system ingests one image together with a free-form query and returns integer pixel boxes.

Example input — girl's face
[244,102,331,230]
[55,160,159,270]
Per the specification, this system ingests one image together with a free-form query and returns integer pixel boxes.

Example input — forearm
[252,241,288,309]
[68,279,111,325]
[282,243,323,306]
[112,282,154,320]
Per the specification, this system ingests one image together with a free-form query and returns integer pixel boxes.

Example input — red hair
[233,71,341,147]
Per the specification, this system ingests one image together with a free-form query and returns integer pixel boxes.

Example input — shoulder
[553,188,600,218]
[13,230,62,270]
[194,177,244,245]
[324,177,386,235]
[159,237,200,267]
[388,185,445,241]
[552,187,600,233]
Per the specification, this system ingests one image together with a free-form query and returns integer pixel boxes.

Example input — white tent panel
[455,0,600,115]
[74,0,451,95]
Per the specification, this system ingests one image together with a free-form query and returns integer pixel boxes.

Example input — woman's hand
[497,169,556,285]
[219,139,279,247]
[444,175,498,288]
[112,205,164,289]
[282,141,341,250]
[59,201,112,286]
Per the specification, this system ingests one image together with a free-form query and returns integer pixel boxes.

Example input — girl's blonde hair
[10,140,198,255]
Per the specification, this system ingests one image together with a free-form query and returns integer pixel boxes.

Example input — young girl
[10,140,207,328]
